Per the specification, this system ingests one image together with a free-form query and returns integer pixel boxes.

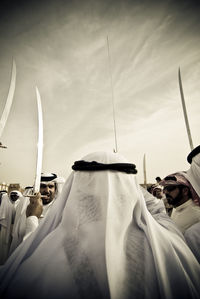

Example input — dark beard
[166,190,183,207]
[41,194,53,205]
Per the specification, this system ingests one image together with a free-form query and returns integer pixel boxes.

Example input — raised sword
[33,87,44,193]
[143,153,147,189]
[0,60,16,140]
[178,68,194,151]
[106,36,118,153]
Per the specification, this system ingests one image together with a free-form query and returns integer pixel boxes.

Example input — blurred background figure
[149,183,173,216]
[0,190,22,264]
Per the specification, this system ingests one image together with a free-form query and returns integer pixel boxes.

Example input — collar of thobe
[175,199,194,212]
[40,199,55,218]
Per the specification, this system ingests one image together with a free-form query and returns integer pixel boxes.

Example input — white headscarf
[184,150,200,202]
[0,152,199,299]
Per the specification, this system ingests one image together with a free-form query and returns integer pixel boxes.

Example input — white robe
[180,150,200,261]
[0,194,20,264]
[9,177,65,254]
[171,199,200,233]
[184,222,200,263]
[0,152,199,299]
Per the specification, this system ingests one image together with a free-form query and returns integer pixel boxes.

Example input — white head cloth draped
[0,152,199,299]
[184,146,200,202]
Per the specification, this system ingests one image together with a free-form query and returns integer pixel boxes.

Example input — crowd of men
[0,146,199,298]
[0,173,64,264]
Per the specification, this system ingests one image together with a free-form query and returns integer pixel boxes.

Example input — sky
[0,0,199,188]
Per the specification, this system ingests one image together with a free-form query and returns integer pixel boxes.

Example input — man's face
[163,185,183,207]
[9,192,20,202]
[40,182,56,205]
[153,188,163,199]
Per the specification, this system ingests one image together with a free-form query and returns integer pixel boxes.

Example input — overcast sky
[0,0,199,187]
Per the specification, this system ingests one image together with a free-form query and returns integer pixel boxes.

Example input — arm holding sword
[10,174,61,252]
[23,192,43,241]
[26,192,43,218]
[23,177,57,241]
[22,86,44,240]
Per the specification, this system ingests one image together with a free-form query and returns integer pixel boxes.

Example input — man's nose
[44,186,50,193]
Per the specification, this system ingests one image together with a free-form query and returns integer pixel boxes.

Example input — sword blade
[0,60,16,139]
[33,87,43,193]
[143,153,147,188]
[106,36,118,153]
[178,68,194,150]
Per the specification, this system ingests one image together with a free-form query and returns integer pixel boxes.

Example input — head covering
[181,145,200,205]
[40,173,65,198]
[150,184,163,198]
[151,183,162,191]
[9,191,22,203]
[41,173,57,182]
[0,152,199,299]
[160,173,190,188]
[160,172,200,204]
[187,145,200,164]
[72,160,137,174]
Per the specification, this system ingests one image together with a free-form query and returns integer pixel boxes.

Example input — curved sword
[143,153,147,189]
[0,60,16,139]
[106,36,118,153]
[33,87,44,193]
[178,68,194,150]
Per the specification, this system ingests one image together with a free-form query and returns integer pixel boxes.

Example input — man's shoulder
[184,221,200,237]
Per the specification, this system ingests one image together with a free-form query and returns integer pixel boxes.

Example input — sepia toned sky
[0,0,200,187]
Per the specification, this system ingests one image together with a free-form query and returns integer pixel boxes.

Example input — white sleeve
[184,222,200,263]
[140,186,166,215]
[23,216,39,241]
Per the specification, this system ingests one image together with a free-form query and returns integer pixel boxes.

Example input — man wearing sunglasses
[160,174,200,234]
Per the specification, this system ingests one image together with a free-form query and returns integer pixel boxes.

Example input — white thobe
[0,195,19,264]
[10,198,55,254]
[184,222,200,263]
[171,199,200,233]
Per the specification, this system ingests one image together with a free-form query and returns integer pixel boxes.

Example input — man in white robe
[185,145,200,203]
[160,172,200,262]
[0,152,199,299]
[160,173,200,232]
[0,190,22,264]
[180,145,200,262]
[9,173,65,254]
